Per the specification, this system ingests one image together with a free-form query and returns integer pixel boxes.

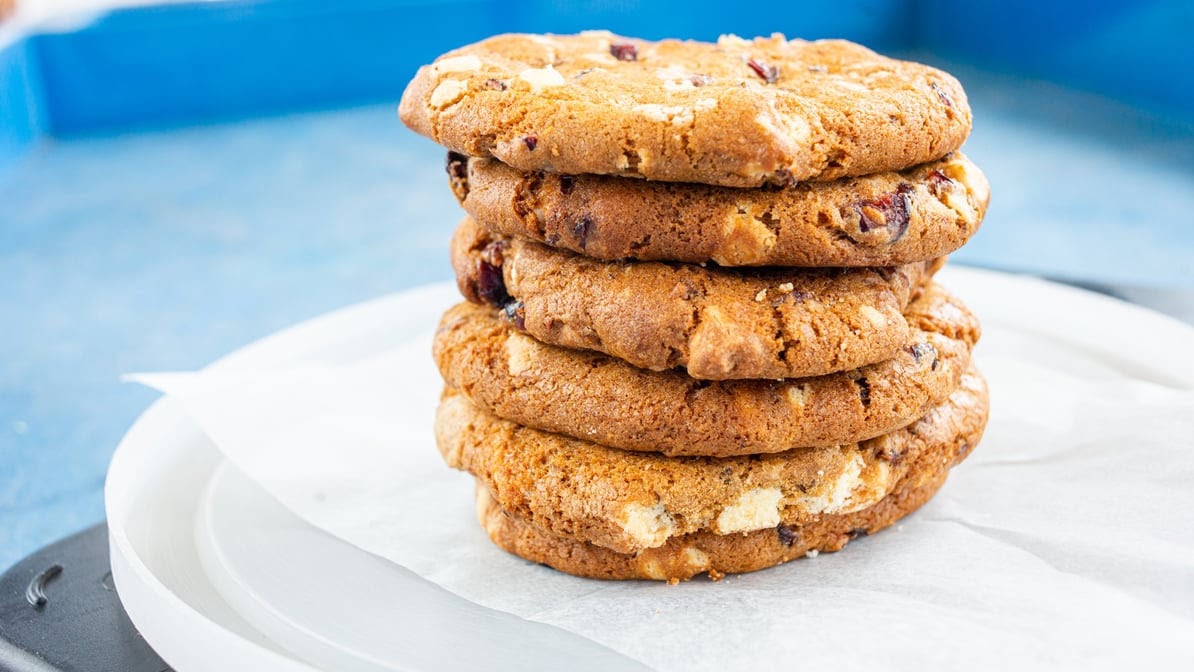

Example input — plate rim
[105,282,459,672]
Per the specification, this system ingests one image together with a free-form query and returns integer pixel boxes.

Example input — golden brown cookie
[451,216,942,380]
[441,368,987,555]
[450,152,987,267]
[401,32,972,187]
[432,282,979,457]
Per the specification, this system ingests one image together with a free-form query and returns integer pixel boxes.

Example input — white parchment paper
[130,273,1194,669]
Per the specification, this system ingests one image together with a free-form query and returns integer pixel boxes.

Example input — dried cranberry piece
[786,289,813,303]
[475,241,510,306]
[484,78,507,91]
[559,174,576,195]
[480,240,506,267]
[855,184,914,242]
[906,341,936,362]
[854,377,871,407]
[767,168,796,189]
[927,168,955,196]
[572,215,594,250]
[475,260,508,306]
[502,300,526,330]
[523,135,538,151]
[747,58,779,84]
[445,151,468,179]
[906,341,940,371]
[876,442,905,464]
[777,525,798,546]
[609,42,638,61]
[930,81,953,108]
[955,441,973,460]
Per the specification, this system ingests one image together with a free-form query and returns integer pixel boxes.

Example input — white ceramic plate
[105,268,1194,671]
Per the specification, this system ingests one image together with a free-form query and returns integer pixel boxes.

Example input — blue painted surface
[2,0,1194,571]
[0,40,44,174]
[1,107,460,569]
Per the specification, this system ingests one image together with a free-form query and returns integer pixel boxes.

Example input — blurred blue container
[4,1,1190,145]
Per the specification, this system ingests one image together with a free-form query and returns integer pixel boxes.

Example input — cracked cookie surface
[452,216,942,380]
[401,31,972,187]
[441,368,987,557]
[432,282,979,457]
[451,151,987,266]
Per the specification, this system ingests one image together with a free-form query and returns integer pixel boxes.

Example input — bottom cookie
[479,467,952,582]
[474,383,985,582]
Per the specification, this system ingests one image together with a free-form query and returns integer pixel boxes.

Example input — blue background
[2,0,1193,571]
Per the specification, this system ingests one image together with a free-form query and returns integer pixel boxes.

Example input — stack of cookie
[400,32,991,582]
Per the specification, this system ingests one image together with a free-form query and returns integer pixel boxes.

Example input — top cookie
[400,31,972,187]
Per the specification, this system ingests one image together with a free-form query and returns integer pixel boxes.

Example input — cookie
[451,151,988,267]
[452,216,941,380]
[442,367,987,556]
[480,463,943,582]
[432,282,978,457]
[401,32,971,187]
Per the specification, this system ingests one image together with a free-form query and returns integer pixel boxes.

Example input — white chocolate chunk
[634,104,676,122]
[755,108,810,145]
[431,55,482,76]
[428,79,467,108]
[712,210,777,265]
[683,547,710,571]
[519,66,566,91]
[795,453,866,514]
[640,559,668,580]
[786,384,810,408]
[860,305,888,328]
[576,52,617,65]
[833,78,871,93]
[633,104,693,127]
[716,487,783,534]
[504,333,536,375]
[717,34,751,48]
[620,502,677,547]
